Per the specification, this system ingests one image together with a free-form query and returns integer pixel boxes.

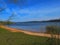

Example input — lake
[7,22,60,32]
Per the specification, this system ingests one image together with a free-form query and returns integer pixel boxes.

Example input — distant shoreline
[0,25,60,39]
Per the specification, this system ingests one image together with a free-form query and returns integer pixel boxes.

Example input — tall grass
[46,25,60,34]
[46,25,60,45]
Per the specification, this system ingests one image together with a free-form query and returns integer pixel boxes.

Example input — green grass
[0,28,60,45]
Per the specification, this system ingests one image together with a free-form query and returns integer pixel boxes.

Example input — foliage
[46,38,60,45]
[0,27,60,45]
[0,21,14,25]
[46,25,60,34]
[46,25,60,45]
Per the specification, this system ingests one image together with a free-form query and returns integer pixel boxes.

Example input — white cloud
[17,7,60,15]
[4,7,60,16]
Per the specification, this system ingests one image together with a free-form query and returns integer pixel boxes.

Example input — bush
[46,25,60,45]
[46,25,60,34]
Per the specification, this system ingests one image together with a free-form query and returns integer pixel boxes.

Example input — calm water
[8,22,60,32]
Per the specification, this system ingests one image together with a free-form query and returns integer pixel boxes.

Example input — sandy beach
[0,25,60,39]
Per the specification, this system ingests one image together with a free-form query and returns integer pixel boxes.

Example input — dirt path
[0,25,60,39]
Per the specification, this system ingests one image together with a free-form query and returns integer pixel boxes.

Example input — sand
[0,25,60,39]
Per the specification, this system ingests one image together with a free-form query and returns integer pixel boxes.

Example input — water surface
[8,22,60,32]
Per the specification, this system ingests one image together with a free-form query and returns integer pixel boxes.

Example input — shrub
[46,25,60,34]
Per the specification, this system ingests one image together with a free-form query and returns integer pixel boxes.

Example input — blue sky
[0,0,60,22]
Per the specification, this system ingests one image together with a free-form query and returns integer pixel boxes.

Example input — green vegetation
[0,21,14,25]
[46,25,60,34]
[0,27,60,45]
[46,25,60,45]
[0,28,47,45]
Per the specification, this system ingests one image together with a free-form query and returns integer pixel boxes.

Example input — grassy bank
[0,27,60,45]
[0,28,47,45]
